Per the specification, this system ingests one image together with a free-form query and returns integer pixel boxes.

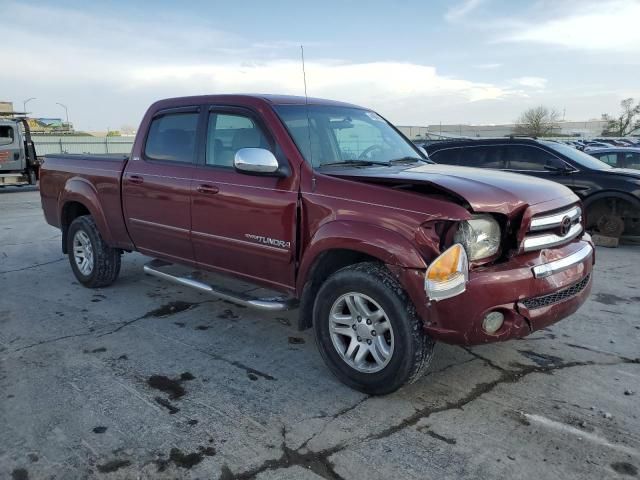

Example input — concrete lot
[1,190,639,480]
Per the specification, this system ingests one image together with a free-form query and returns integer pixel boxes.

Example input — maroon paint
[40,94,594,346]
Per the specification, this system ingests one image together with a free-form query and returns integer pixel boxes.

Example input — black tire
[27,169,37,185]
[66,215,121,288]
[313,262,435,395]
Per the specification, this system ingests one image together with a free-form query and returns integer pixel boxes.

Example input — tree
[601,98,640,136]
[513,106,560,137]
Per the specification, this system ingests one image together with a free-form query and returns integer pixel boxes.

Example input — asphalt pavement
[1,190,639,479]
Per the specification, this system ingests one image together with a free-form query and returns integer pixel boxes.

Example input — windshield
[0,125,15,146]
[274,104,427,167]
[541,141,613,170]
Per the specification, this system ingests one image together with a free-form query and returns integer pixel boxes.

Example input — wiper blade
[319,160,381,167]
[387,156,426,165]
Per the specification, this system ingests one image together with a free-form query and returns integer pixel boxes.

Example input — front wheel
[313,262,434,395]
[67,215,121,288]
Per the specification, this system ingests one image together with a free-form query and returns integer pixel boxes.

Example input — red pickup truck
[40,95,594,394]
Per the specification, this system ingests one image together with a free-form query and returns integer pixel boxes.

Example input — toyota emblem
[559,216,572,236]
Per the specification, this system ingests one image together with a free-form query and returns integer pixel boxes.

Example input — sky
[2,0,640,131]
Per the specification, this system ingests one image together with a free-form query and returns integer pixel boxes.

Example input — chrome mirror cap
[234,148,279,174]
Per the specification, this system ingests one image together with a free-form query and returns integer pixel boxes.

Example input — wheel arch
[583,190,640,210]
[59,177,114,253]
[296,221,428,331]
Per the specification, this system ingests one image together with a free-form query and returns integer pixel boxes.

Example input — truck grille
[523,205,583,252]
[521,273,591,310]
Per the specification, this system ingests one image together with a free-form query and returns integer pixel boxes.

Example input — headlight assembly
[454,214,501,261]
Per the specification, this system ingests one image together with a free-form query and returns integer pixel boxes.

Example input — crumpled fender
[296,220,428,291]
[58,176,115,246]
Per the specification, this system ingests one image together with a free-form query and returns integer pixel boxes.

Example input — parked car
[425,138,640,238]
[40,95,594,394]
[584,141,612,151]
[587,147,640,169]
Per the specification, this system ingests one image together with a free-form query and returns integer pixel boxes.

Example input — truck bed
[39,153,133,250]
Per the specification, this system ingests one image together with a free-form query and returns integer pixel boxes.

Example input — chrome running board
[143,259,298,311]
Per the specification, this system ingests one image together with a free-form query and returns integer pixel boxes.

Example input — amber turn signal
[425,244,468,301]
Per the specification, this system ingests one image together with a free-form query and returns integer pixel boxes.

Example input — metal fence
[33,135,134,156]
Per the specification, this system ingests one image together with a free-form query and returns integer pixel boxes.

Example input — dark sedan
[425,138,640,238]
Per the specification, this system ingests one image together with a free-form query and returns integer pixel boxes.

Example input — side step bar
[143,259,298,312]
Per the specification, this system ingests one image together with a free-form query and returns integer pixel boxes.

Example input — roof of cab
[154,94,363,109]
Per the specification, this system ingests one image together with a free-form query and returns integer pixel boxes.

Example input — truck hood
[324,163,578,215]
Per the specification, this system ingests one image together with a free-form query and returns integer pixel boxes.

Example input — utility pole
[56,102,69,130]
[23,97,36,114]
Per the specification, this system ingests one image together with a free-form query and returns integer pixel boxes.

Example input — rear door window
[502,145,565,171]
[145,112,199,163]
[459,146,505,168]
[591,152,619,167]
[623,152,640,169]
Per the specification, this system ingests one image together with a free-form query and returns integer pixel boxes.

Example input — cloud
[501,0,640,53]
[474,63,502,69]
[130,61,507,103]
[445,0,486,21]
[513,77,547,89]
[1,1,514,129]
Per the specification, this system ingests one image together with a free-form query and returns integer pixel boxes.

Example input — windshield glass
[274,104,426,167]
[541,141,613,170]
[0,125,15,146]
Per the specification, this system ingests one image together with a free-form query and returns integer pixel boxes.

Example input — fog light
[483,311,504,334]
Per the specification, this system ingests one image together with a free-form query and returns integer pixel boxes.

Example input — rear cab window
[144,112,199,163]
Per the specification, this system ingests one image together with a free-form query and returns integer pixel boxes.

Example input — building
[0,101,14,113]
[398,120,612,141]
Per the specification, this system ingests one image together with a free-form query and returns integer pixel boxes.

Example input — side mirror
[234,148,281,176]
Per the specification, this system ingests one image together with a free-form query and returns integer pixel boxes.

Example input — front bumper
[396,236,595,345]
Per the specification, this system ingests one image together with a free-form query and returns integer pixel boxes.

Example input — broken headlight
[453,214,501,261]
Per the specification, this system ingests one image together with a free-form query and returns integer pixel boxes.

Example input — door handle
[196,184,219,194]
[129,175,144,185]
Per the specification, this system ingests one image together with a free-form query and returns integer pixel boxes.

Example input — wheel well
[60,201,91,253]
[297,249,379,331]
[584,194,640,234]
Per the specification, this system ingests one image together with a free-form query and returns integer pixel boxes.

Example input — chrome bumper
[532,244,593,279]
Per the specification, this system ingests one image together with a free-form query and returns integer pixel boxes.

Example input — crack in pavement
[0,257,65,275]
[220,426,345,480]
[296,396,370,452]
[219,357,640,480]
[11,331,95,353]
[96,299,215,338]
[562,342,636,361]
[366,357,639,442]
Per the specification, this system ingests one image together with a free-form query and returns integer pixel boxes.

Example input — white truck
[0,114,39,186]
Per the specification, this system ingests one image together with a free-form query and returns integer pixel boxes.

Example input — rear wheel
[313,262,434,395]
[67,215,121,288]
